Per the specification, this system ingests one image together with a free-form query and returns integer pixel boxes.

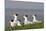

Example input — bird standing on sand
[13,14,21,26]
[23,15,33,25]
[10,14,21,27]
[32,14,42,23]
[10,19,16,27]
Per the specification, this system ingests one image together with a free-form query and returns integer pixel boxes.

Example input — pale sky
[11,0,44,2]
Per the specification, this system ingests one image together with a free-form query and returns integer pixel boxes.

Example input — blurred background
[5,0,44,26]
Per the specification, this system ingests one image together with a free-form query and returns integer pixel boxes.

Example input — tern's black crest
[25,15,28,17]
[16,14,18,16]
[34,14,37,16]
[11,20,14,22]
